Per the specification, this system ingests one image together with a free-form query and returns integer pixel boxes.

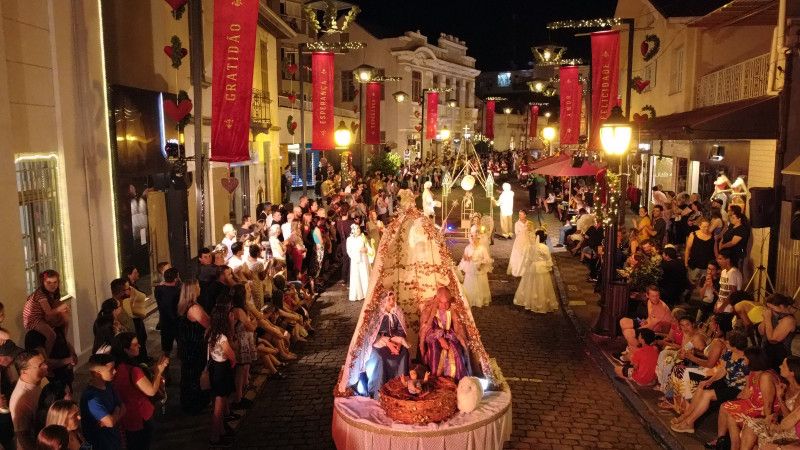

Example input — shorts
[707,379,741,402]
[622,363,634,378]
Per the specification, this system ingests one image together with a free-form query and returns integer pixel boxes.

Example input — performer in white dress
[421,181,439,219]
[346,224,371,301]
[458,232,493,307]
[494,183,515,238]
[507,210,530,277]
[514,229,558,313]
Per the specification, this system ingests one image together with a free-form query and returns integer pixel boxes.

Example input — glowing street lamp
[392,91,408,103]
[447,98,457,108]
[353,64,375,83]
[334,120,352,148]
[439,126,451,140]
[503,107,513,115]
[541,125,556,155]
[600,106,632,157]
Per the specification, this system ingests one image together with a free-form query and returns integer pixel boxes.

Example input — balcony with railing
[695,53,770,108]
[251,89,272,132]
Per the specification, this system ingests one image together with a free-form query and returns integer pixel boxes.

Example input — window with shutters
[341,70,356,102]
[669,47,684,94]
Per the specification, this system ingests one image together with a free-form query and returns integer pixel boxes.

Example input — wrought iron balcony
[251,89,272,132]
[695,53,770,108]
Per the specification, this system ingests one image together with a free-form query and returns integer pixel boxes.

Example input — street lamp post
[335,120,353,184]
[594,105,632,336]
[541,126,556,155]
[353,64,375,175]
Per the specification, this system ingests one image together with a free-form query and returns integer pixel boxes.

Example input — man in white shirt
[269,224,285,262]
[10,351,47,449]
[717,253,742,312]
[221,223,237,261]
[227,242,245,271]
[281,212,294,241]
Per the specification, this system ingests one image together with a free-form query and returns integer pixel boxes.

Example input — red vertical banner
[485,99,495,139]
[529,105,539,138]
[312,52,335,150]
[559,66,582,145]
[589,30,620,150]
[425,91,439,140]
[365,81,381,145]
[211,0,259,162]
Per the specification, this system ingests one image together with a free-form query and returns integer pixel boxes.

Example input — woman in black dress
[176,279,210,414]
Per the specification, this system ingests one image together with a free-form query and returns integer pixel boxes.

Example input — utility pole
[188,0,206,250]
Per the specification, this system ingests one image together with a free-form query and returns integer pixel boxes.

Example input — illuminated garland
[547,18,623,30]
[593,171,620,226]
[306,41,365,53]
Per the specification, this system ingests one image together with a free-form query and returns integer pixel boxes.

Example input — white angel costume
[458,239,493,307]
[421,181,439,218]
[514,231,558,313]
[495,183,515,238]
[507,219,530,277]
[346,225,371,301]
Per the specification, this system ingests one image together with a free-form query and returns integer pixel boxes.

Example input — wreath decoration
[641,104,656,118]
[641,34,660,62]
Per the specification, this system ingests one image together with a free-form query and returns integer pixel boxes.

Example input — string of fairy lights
[546,18,623,30]
[592,171,621,226]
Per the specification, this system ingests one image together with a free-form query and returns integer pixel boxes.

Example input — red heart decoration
[633,113,649,123]
[414,111,421,119]
[350,122,359,134]
[163,99,193,122]
[163,46,188,59]
[164,0,188,11]
[287,93,297,104]
[415,124,423,132]
[640,41,649,57]
[634,79,650,92]
[287,64,298,75]
[290,122,298,131]
[221,177,239,194]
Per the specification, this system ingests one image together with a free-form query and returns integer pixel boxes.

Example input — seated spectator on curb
[80,354,124,450]
[670,331,750,435]
[689,261,721,322]
[10,350,48,449]
[731,290,763,344]
[740,356,800,450]
[614,328,658,386]
[618,286,673,357]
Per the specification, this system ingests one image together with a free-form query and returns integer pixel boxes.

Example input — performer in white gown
[458,232,493,307]
[346,224,371,301]
[507,210,530,277]
[514,229,558,313]
[494,183,515,238]
[421,181,439,219]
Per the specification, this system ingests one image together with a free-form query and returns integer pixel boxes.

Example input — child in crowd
[615,328,659,386]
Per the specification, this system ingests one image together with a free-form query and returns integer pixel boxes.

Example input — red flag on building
[311,52,335,150]
[589,30,620,150]
[485,99,495,139]
[529,105,539,138]
[559,66,581,145]
[210,0,259,162]
[365,82,381,145]
[425,91,439,140]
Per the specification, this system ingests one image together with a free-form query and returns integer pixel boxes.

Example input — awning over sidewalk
[529,153,570,170]
[637,96,778,141]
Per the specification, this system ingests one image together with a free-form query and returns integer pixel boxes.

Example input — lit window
[497,72,511,87]
[15,154,66,293]
[411,71,422,102]
[669,47,684,94]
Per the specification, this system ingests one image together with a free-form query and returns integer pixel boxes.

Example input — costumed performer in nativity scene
[420,287,472,381]
[459,231,493,307]
[365,290,410,397]
[514,229,558,313]
[507,209,530,277]
[494,182,515,238]
[346,223,371,302]
[421,181,440,220]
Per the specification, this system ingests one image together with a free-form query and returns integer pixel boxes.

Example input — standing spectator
[45,400,86,449]
[122,266,149,363]
[107,279,134,334]
[23,270,69,356]
[196,247,216,283]
[718,205,750,268]
[155,267,181,355]
[176,279,210,414]
[111,332,168,449]
[651,205,666,245]
[716,253,742,314]
[237,215,253,239]
[336,208,355,284]
[207,301,237,445]
[80,354,124,450]
[36,424,69,450]
[684,218,716,284]
[10,351,48,449]
[220,224,237,261]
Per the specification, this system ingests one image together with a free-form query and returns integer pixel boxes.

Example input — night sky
[350,0,619,71]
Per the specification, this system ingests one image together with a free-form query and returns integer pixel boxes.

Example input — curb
[551,262,685,450]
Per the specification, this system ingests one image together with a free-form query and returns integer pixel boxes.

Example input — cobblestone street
[228,184,662,450]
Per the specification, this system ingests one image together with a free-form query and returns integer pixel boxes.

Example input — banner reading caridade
[485,99,495,139]
[312,52,335,150]
[365,82,381,145]
[529,105,539,138]
[425,91,439,140]
[589,30,620,150]
[210,0,259,162]
[559,66,581,145]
